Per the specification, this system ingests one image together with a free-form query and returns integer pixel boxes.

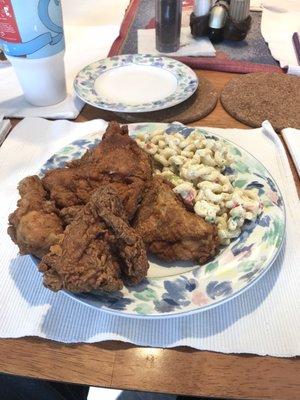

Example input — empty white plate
[73,54,198,113]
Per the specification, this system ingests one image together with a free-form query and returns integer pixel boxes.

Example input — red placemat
[109,0,282,74]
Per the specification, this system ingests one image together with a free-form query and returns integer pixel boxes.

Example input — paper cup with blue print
[0,0,66,106]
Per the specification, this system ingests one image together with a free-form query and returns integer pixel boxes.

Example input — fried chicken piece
[39,187,149,292]
[60,205,83,226]
[42,122,152,220]
[45,171,147,221]
[8,176,63,258]
[133,177,219,264]
[70,122,153,180]
[93,199,149,285]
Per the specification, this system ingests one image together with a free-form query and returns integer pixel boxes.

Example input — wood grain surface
[1,69,299,400]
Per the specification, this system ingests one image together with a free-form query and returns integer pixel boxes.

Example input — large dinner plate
[38,123,285,318]
[73,54,198,113]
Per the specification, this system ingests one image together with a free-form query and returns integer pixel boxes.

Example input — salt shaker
[224,0,251,41]
[194,0,211,17]
[155,0,182,53]
[190,0,211,37]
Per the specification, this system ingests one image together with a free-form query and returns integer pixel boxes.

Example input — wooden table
[1,70,299,400]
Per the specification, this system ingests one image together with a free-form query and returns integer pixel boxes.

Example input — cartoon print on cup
[0,0,64,57]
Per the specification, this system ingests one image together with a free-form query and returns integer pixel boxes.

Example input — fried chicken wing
[8,176,63,258]
[39,187,149,292]
[42,122,152,220]
[133,177,219,264]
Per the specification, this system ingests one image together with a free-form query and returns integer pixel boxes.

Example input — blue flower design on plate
[68,290,133,311]
[206,281,233,299]
[246,180,265,195]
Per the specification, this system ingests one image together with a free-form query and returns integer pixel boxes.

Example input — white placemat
[138,27,216,57]
[0,117,299,357]
[0,24,120,119]
[282,127,300,177]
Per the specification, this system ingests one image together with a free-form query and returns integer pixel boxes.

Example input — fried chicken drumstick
[39,187,149,292]
[133,177,219,264]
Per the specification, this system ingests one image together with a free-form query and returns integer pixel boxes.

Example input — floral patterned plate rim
[37,123,285,319]
[73,54,198,113]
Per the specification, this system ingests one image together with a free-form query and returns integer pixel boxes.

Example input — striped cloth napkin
[0,117,299,357]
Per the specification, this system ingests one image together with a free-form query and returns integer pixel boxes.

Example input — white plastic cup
[1,0,67,106]
[7,51,67,106]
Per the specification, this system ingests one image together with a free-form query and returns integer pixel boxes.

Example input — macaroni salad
[135,129,263,245]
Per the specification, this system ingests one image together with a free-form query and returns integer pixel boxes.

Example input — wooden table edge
[1,337,300,400]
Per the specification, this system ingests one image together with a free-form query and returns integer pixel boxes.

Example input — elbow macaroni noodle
[136,129,262,245]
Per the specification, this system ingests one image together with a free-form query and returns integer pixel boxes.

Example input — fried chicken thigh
[42,122,152,220]
[133,177,219,264]
[8,176,63,258]
[39,187,149,292]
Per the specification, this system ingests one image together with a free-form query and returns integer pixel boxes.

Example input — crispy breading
[133,177,219,264]
[7,176,63,258]
[39,187,149,292]
[42,122,152,220]
[70,122,152,180]
[59,205,83,227]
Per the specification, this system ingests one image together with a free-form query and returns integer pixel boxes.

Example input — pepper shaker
[208,1,229,43]
[155,0,182,53]
[190,0,211,38]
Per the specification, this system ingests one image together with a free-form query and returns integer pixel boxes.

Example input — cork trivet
[221,73,300,132]
[92,77,218,124]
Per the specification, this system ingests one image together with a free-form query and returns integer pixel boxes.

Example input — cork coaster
[91,77,218,124]
[221,73,300,132]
